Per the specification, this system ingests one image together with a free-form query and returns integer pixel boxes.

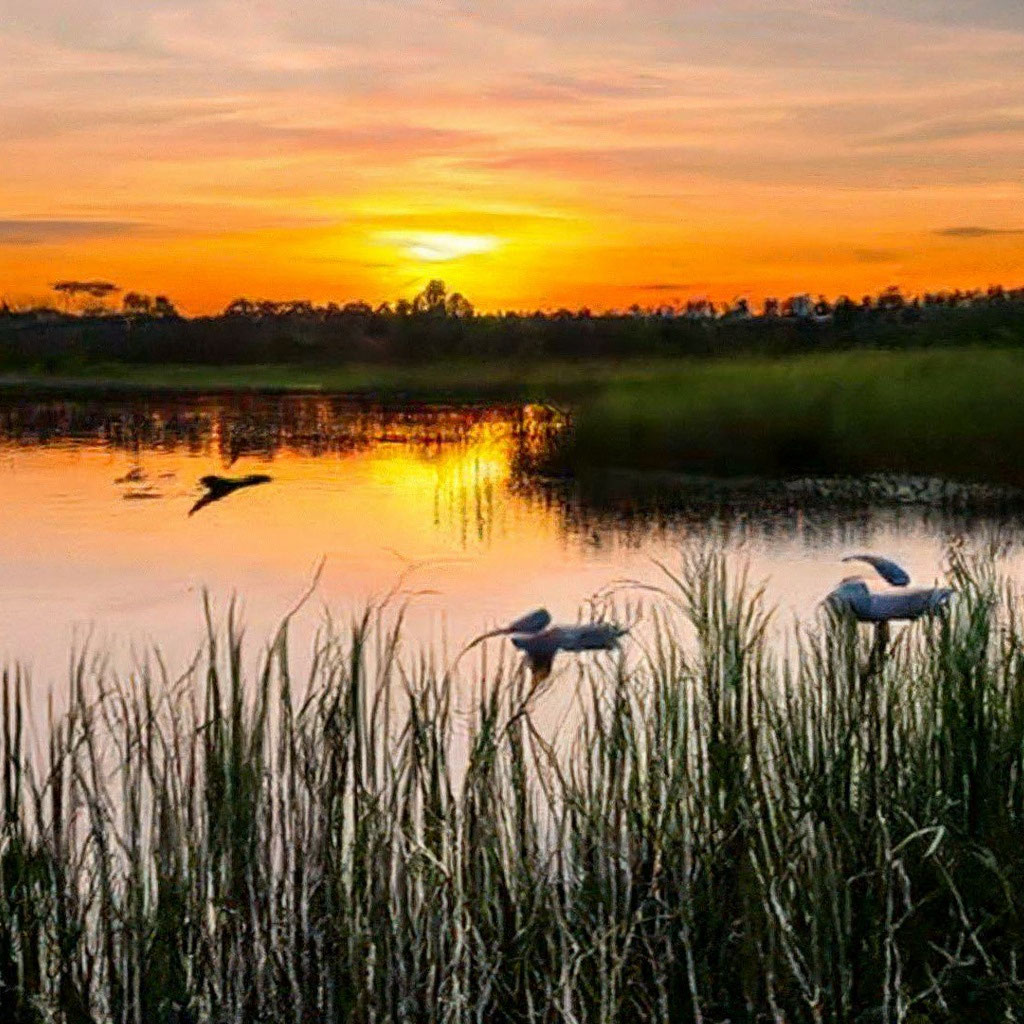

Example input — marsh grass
[561,350,1024,485]
[3,549,1024,1022]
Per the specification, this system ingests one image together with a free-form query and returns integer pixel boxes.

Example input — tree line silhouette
[1,278,1022,368]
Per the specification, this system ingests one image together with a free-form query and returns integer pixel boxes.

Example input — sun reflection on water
[2,393,1023,689]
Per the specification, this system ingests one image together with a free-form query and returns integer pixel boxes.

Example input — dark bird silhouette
[458,608,551,656]
[188,473,272,516]
[471,608,551,643]
[458,609,627,681]
[510,622,628,681]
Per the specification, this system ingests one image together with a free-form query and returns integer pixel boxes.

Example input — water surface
[1,392,1019,686]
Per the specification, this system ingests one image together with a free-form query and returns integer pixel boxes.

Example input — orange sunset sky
[2,0,1023,314]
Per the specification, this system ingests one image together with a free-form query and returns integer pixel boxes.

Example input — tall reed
[2,548,1024,1022]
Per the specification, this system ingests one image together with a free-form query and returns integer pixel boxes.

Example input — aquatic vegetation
[11,349,1024,493]
[2,549,1024,1021]
[561,349,1024,486]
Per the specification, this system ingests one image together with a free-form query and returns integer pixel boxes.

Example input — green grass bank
[6,348,1024,485]
[0,358,675,402]
[562,348,1024,485]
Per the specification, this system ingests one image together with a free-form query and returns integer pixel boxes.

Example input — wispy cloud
[0,219,141,245]
[2,0,1024,309]
[871,114,1024,145]
[146,120,498,160]
[934,226,1024,238]
[852,248,905,263]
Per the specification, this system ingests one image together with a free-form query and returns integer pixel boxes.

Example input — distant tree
[123,292,152,316]
[445,292,474,318]
[225,298,256,317]
[783,294,812,319]
[414,279,447,314]
[394,298,413,317]
[81,301,112,317]
[833,295,857,325]
[121,292,178,318]
[877,286,905,312]
[685,299,714,320]
[341,301,373,316]
[152,295,178,318]
[52,279,119,312]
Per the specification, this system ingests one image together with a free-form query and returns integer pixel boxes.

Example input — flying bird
[188,473,272,517]
[827,554,952,622]
[484,607,552,640]
[840,554,910,587]
[509,622,628,681]
[460,609,627,681]
[460,608,551,652]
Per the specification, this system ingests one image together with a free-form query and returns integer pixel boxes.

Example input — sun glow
[375,231,502,263]
[2,0,1023,311]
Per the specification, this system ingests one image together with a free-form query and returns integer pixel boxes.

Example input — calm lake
[2,391,1021,687]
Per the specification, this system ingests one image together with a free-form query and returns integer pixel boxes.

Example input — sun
[375,230,501,263]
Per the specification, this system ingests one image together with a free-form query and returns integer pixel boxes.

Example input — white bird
[460,609,627,680]
[841,554,910,587]
[827,555,952,622]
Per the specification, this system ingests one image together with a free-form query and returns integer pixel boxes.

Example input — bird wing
[552,624,627,652]
[841,554,911,587]
[510,631,559,656]
[510,631,560,679]
[825,580,873,620]
[461,608,553,655]
[188,493,217,517]
[866,588,952,622]
[507,608,551,635]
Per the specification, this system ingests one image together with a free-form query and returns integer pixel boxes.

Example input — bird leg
[859,620,889,819]
[862,620,890,687]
